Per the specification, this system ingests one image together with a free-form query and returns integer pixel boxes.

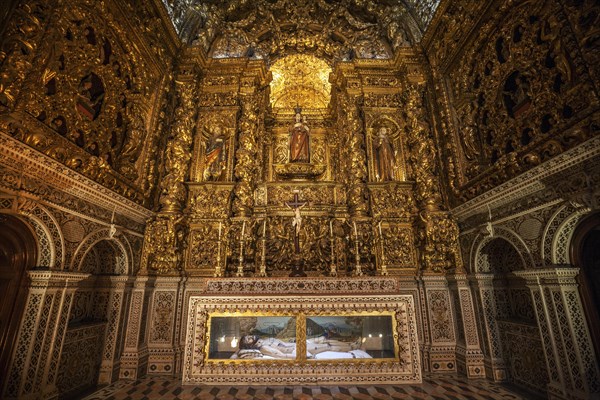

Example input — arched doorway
[570,212,600,362]
[57,237,130,398]
[0,214,37,381]
[473,237,548,396]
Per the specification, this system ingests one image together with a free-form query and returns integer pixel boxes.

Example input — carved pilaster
[2,271,88,400]
[450,274,485,378]
[419,275,457,373]
[119,276,152,380]
[96,276,131,385]
[515,268,600,400]
[470,273,509,382]
[146,277,184,375]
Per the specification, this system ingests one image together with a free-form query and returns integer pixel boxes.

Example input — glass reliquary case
[206,311,399,362]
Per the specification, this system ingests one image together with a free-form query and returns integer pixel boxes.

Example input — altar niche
[182,293,421,385]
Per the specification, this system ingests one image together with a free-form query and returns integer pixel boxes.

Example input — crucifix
[286,191,307,276]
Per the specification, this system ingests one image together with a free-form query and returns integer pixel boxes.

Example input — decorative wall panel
[498,320,548,396]
[56,323,105,398]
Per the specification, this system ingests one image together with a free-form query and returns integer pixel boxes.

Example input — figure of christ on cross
[286,192,308,277]
[286,192,307,254]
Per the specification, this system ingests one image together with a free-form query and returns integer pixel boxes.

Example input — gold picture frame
[204,311,399,363]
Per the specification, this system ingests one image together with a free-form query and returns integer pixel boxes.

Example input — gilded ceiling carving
[162,0,428,62]
[269,54,331,109]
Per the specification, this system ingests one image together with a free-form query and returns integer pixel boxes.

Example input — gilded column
[406,84,442,210]
[159,73,199,214]
[338,92,369,217]
[232,71,268,219]
[147,68,199,275]
[406,83,461,274]
[232,96,260,217]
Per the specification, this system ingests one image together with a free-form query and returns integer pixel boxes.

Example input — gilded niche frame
[183,291,422,385]
[204,311,399,362]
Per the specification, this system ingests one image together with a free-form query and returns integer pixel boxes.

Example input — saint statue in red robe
[289,110,310,163]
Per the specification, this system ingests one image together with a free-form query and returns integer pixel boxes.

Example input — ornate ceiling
[161,0,440,63]
[270,54,331,109]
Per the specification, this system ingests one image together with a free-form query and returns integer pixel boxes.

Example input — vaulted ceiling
[161,0,441,63]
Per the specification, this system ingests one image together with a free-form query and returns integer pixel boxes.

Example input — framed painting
[207,314,297,360]
[305,313,397,360]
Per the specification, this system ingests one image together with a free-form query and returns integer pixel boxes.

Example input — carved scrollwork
[159,75,199,213]
[0,1,50,108]
[145,214,186,274]
[417,210,461,273]
[439,0,599,201]
[1,0,165,205]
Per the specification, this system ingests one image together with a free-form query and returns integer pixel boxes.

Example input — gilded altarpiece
[140,50,464,384]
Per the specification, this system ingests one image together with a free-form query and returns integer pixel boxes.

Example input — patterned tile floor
[82,374,535,400]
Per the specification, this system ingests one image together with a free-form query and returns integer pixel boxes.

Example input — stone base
[423,345,457,373]
[456,346,485,378]
[147,349,175,375]
[98,360,121,385]
[119,349,149,380]
[484,358,508,382]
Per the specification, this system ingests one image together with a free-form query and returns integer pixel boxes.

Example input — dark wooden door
[0,214,37,384]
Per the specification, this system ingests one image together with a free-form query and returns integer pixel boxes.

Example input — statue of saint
[374,127,396,181]
[460,101,481,161]
[289,110,310,163]
[203,127,227,181]
[76,74,104,121]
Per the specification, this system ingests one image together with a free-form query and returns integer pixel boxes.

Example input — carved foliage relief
[1,1,164,205]
[0,0,54,108]
[444,0,599,201]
